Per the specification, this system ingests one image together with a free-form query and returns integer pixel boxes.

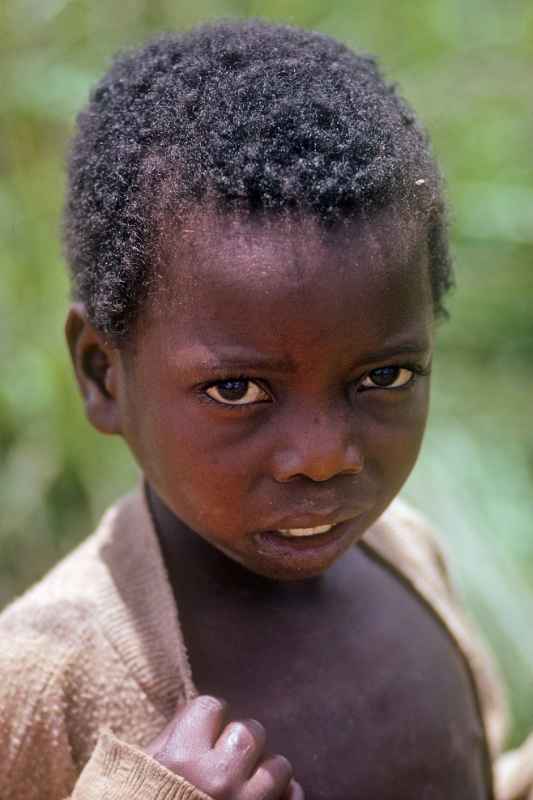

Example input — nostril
[345,445,365,475]
[272,444,364,484]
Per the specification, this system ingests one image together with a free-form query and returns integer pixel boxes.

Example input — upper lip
[263,508,364,532]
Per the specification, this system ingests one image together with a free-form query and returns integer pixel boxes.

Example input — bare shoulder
[362,497,509,759]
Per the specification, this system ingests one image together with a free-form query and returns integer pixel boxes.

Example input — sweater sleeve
[0,639,213,800]
[0,615,212,800]
[0,633,77,799]
[71,731,213,800]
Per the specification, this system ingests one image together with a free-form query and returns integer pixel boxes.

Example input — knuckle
[227,718,265,754]
[195,694,227,714]
[202,772,231,799]
[293,781,305,800]
[240,754,295,800]
[251,754,293,797]
[265,754,293,790]
[271,753,293,779]
[239,718,265,742]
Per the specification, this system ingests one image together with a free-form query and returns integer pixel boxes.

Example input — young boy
[1,18,531,800]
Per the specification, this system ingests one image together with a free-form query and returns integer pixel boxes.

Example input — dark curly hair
[64,19,452,342]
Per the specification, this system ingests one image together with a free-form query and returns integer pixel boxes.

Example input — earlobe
[65,304,123,435]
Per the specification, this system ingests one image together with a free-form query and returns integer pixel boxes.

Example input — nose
[272,405,364,483]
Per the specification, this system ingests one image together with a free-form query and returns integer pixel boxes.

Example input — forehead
[145,206,433,358]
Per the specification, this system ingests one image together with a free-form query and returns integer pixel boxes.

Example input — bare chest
[173,547,491,800]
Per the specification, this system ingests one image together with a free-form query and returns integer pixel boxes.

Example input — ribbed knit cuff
[72,730,214,800]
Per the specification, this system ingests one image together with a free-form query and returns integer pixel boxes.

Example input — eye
[360,366,416,390]
[205,378,270,406]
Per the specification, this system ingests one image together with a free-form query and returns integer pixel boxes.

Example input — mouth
[276,524,335,538]
[248,507,372,578]
[255,514,364,555]
[249,505,373,575]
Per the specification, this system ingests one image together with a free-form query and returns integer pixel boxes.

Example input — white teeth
[276,524,333,538]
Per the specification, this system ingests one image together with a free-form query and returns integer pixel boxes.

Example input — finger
[214,718,266,778]
[284,779,305,800]
[243,753,293,800]
[165,695,228,754]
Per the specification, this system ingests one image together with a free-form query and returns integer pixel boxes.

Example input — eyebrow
[188,340,431,376]
[202,357,297,374]
[353,341,432,366]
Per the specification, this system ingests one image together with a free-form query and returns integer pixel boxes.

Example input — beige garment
[0,488,530,799]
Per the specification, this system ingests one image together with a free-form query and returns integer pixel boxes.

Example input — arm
[0,641,77,800]
[0,631,301,800]
[0,623,211,800]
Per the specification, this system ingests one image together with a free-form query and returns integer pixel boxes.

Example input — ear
[65,303,123,435]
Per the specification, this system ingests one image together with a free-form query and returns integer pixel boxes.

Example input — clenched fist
[145,695,304,800]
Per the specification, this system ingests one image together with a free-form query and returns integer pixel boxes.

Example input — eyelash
[360,363,431,392]
[200,363,431,409]
[202,376,270,408]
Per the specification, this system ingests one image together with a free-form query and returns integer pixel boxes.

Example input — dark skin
[148,486,489,800]
[66,207,490,799]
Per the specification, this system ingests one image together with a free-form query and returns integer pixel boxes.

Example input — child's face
[111,207,434,580]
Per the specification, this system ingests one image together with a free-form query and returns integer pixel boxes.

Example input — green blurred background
[1,0,532,745]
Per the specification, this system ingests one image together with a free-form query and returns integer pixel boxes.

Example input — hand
[145,695,304,800]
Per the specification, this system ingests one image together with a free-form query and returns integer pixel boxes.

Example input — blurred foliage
[1,0,532,745]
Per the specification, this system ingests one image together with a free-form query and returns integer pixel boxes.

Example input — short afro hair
[64,19,452,342]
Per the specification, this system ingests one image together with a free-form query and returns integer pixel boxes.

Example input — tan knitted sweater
[0,488,531,800]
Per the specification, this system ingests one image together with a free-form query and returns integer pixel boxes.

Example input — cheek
[124,392,261,533]
[362,385,429,489]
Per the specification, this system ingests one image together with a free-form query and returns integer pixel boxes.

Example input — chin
[253,561,331,582]
[243,544,354,583]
